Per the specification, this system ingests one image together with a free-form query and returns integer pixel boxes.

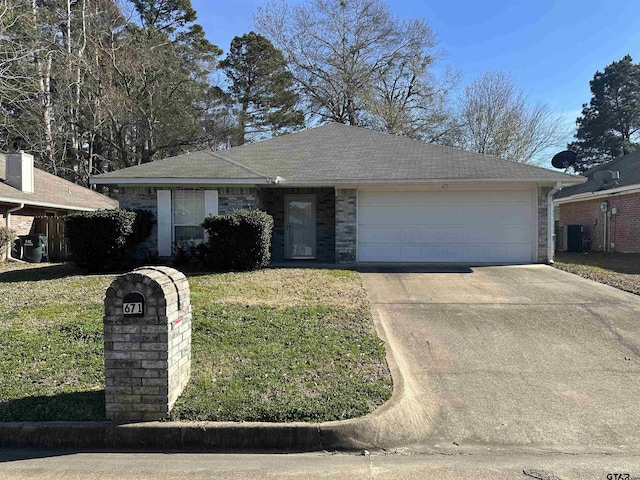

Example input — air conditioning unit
[555,225,568,251]
[567,225,584,252]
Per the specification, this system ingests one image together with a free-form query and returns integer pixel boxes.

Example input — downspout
[603,205,608,253]
[546,182,562,264]
[5,202,24,261]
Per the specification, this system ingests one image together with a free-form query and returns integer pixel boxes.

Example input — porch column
[537,186,552,263]
[335,189,357,263]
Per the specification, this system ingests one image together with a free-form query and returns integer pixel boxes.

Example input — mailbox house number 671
[122,291,145,316]
[123,302,143,314]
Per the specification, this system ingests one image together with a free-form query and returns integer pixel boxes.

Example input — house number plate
[123,291,145,317]
[123,302,143,315]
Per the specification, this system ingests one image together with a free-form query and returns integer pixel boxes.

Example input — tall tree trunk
[38,54,56,173]
[32,0,55,172]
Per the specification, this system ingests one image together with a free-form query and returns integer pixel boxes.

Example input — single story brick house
[554,150,640,253]
[1,152,118,259]
[91,123,583,264]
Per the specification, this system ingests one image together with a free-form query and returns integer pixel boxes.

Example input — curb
[0,421,367,451]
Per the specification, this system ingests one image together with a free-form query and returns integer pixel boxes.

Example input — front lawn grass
[554,252,640,296]
[0,263,392,422]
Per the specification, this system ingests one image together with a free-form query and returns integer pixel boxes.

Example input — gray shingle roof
[0,155,118,210]
[95,150,267,180]
[555,149,640,199]
[92,123,583,185]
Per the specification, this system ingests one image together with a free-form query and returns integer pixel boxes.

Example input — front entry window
[285,195,316,259]
[173,189,205,244]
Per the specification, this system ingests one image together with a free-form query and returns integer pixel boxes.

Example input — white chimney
[6,152,35,194]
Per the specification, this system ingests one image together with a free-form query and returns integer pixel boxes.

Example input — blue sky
[191,0,640,154]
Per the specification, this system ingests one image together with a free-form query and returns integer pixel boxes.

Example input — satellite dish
[593,170,620,185]
[551,150,577,169]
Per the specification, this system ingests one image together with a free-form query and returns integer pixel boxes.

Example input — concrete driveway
[359,265,640,454]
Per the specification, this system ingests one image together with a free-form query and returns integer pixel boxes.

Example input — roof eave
[89,177,272,186]
[554,184,640,204]
[0,195,116,211]
[90,176,585,187]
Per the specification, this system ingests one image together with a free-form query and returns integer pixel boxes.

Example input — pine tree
[220,31,303,146]
[569,55,640,172]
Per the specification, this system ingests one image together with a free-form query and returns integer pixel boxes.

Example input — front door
[285,195,316,259]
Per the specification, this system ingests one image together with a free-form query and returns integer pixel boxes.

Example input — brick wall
[335,189,357,263]
[537,186,552,263]
[218,187,257,214]
[118,187,258,259]
[558,192,640,253]
[257,187,335,263]
[3,206,69,236]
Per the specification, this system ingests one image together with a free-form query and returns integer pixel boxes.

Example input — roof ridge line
[206,150,275,180]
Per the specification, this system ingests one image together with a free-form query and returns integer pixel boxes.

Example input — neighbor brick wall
[559,192,640,253]
[257,187,335,263]
[335,189,357,263]
[4,206,69,236]
[8,213,34,235]
[537,187,551,263]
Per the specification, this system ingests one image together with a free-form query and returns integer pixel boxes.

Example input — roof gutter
[89,176,585,187]
[5,202,24,261]
[547,182,562,264]
[0,195,114,212]
[89,177,273,186]
[554,184,640,205]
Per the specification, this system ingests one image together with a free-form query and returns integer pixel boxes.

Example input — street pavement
[1,448,640,479]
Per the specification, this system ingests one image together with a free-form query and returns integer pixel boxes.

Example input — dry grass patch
[189,268,368,309]
[554,252,640,296]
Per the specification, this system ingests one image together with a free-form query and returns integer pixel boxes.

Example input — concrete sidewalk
[3,448,640,479]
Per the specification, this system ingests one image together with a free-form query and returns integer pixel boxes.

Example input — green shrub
[64,209,145,272]
[0,226,17,259]
[172,241,193,268]
[200,209,273,271]
[141,250,162,266]
[127,209,154,245]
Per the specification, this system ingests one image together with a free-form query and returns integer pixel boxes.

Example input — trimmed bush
[127,209,154,245]
[0,226,17,260]
[200,209,273,271]
[65,209,149,272]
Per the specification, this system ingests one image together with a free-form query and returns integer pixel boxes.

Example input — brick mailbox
[103,266,192,421]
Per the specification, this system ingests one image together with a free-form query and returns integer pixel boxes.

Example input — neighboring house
[1,152,118,259]
[90,123,583,265]
[554,150,640,253]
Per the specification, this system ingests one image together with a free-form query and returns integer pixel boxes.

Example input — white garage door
[358,190,536,263]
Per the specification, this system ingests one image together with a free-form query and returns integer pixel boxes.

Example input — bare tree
[456,71,565,164]
[254,0,453,138]
[0,1,34,112]
[0,0,40,151]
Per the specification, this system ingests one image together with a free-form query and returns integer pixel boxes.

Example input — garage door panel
[506,226,532,243]
[358,190,535,263]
